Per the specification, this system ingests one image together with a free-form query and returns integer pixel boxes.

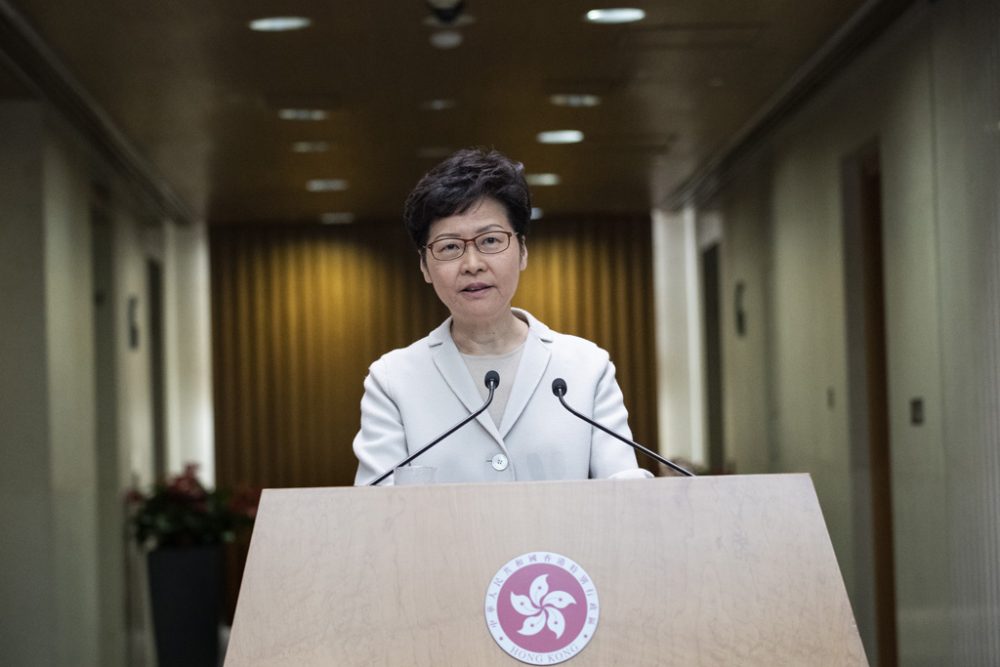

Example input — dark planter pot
[147,545,222,667]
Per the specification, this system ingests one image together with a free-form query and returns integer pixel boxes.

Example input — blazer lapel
[428,319,505,448]
[499,312,553,438]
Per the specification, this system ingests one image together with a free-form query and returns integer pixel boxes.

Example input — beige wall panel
[43,117,101,666]
[930,0,1000,660]
[0,101,59,667]
[717,168,774,476]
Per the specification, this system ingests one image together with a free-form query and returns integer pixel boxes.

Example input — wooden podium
[225,474,867,665]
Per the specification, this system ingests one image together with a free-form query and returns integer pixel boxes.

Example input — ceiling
[2,0,868,225]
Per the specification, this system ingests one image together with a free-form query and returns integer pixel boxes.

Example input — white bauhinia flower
[519,611,547,636]
[511,593,540,616]
[511,574,577,639]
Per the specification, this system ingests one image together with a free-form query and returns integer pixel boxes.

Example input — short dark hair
[403,148,532,250]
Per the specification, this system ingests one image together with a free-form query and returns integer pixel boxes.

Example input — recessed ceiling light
[292,141,331,153]
[537,130,584,144]
[585,8,646,24]
[549,94,602,108]
[279,109,328,121]
[531,208,544,220]
[320,212,355,224]
[249,17,312,32]
[306,179,348,192]
[420,99,456,111]
[430,30,463,49]
[525,173,561,187]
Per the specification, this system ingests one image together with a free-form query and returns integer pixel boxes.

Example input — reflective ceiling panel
[8,0,867,223]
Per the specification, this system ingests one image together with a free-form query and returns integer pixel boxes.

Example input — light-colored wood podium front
[225,474,867,666]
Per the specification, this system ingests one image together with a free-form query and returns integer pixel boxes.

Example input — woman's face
[420,197,527,328]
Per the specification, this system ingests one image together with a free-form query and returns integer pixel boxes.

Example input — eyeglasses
[423,231,514,261]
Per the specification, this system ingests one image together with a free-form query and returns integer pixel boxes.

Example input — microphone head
[551,378,567,397]
[484,370,500,389]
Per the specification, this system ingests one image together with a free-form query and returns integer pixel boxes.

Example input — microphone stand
[552,378,694,477]
[369,371,500,486]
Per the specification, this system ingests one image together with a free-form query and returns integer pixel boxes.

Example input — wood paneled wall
[210,215,658,492]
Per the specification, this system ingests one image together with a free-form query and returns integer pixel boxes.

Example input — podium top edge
[258,472,813,497]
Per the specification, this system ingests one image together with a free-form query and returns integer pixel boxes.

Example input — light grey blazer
[352,309,650,485]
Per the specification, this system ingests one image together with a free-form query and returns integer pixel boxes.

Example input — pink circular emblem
[484,552,600,665]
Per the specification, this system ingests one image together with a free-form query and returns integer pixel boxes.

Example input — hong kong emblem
[484,551,600,665]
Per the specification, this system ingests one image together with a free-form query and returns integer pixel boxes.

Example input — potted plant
[128,464,258,667]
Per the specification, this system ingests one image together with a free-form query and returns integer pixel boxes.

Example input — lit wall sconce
[128,296,140,349]
[734,281,747,338]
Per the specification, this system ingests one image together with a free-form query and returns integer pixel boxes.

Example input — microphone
[369,370,501,486]
[551,378,694,477]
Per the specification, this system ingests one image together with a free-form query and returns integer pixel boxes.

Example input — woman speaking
[353,148,651,484]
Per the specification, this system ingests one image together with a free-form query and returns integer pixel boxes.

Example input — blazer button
[490,454,509,472]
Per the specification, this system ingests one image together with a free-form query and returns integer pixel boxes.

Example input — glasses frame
[422,230,515,262]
